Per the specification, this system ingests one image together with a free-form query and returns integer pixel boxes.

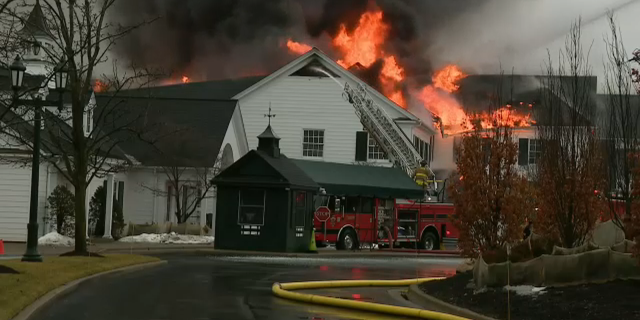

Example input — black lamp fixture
[9,55,68,262]
[10,55,26,90]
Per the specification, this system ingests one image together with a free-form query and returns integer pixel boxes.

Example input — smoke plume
[112,0,635,91]
[112,0,484,83]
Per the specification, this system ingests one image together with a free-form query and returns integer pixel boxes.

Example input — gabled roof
[213,149,319,190]
[115,76,266,100]
[19,0,52,38]
[291,159,424,199]
[94,94,238,167]
[231,47,420,122]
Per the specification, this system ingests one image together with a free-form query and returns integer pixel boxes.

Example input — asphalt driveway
[30,253,462,320]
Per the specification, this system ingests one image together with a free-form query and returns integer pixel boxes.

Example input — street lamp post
[10,55,68,262]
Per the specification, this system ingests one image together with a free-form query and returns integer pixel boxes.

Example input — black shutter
[117,181,125,213]
[355,131,368,161]
[518,139,529,165]
[430,136,435,162]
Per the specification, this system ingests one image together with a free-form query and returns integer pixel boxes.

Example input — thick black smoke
[112,0,484,83]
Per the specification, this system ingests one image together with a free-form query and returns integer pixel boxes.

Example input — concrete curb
[11,260,167,320]
[97,245,214,254]
[407,284,497,320]
[108,247,462,258]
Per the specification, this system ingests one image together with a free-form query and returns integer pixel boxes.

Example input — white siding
[0,162,49,242]
[430,127,539,175]
[239,75,410,164]
[122,170,157,224]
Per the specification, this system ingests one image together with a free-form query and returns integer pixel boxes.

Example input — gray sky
[427,0,640,93]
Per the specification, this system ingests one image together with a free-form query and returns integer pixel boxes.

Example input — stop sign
[315,206,331,222]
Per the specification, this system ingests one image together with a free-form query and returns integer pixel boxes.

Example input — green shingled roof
[290,160,424,199]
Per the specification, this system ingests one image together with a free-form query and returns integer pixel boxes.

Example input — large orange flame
[284,9,408,108]
[333,11,388,69]
[283,10,533,131]
[419,65,532,135]
[432,65,467,93]
[286,39,312,55]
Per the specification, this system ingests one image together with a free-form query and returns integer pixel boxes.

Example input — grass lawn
[0,254,161,320]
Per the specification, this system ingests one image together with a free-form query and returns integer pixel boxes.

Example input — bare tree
[535,19,605,248]
[601,13,640,232]
[141,125,221,224]
[0,0,159,254]
[449,73,534,258]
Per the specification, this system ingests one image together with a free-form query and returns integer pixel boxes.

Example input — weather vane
[264,103,276,126]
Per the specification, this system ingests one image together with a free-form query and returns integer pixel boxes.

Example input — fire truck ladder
[342,82,437,194]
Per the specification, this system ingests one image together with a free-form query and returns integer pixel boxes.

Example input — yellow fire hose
[272,278,471,320]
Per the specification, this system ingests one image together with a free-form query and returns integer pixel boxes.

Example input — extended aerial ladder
[342,82,438,196]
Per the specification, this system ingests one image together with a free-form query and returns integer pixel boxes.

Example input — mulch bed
[419,272,640,320]
[0,265,19,274]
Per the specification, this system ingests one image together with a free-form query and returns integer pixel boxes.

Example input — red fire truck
[313,195,459,251]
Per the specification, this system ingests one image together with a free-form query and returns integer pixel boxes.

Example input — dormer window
[33,42,41,56]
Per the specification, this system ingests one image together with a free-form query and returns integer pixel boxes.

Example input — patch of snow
[118,232,214,244]
[38,231,75,246]
[504,285,546,296]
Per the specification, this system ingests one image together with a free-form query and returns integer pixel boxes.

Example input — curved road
[32,253,462,320]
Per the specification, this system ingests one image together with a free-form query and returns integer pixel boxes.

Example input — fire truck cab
[314,195,459,250]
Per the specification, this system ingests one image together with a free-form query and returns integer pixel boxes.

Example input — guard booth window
[237,189,265,226]
[294,192,306,227]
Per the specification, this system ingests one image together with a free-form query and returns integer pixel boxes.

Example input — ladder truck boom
[342,82,436,189]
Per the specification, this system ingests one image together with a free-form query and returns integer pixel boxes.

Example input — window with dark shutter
[355,131,368,161]
[518,138,529,166]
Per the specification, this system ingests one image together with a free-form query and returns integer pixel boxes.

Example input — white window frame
[84,108,93,136]
[413,136,430,164]
[237,189,266,226]
[368,136,387,160]
[528,139,542,165]
[302,129,325,158]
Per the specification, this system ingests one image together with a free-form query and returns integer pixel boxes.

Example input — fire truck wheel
[337,229,358,251]
[420,231,439,251]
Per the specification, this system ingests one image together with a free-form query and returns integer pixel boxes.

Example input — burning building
[111,0,597,181]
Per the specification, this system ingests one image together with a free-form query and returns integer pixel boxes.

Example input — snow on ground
[38,231,75,246]
[118,232,214,244]
[504,285,547,296]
